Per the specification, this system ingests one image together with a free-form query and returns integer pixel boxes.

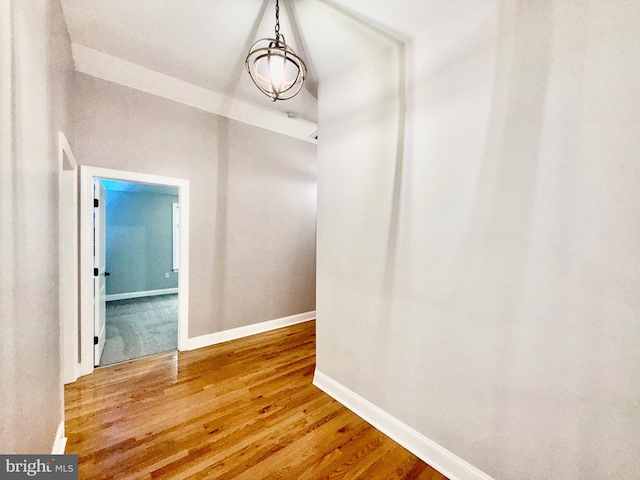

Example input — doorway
[95,179,180,367]
[78,166,190,377]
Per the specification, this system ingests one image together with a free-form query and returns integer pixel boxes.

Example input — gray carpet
[99,294,178,367]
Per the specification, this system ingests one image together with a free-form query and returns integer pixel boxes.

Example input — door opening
[93,178,181,367]
[78,166,190,377]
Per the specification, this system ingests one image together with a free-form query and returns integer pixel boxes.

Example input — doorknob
[105,272,110,277]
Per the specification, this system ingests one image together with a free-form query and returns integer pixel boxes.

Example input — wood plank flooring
[65,321,447,479]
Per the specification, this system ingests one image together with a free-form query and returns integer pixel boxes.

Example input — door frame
[59,132,79,384]
[79,166,190,377]
[93,179,107,366]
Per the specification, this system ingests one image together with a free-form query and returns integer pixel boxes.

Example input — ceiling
[60,1,491,123]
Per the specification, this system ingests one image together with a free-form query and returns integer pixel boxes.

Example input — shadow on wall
[454,0,554,470]
[210,0,269,333]
[312,1,408,398]
[319,0,640,477]
[376,43,407,391]
[320,0,554,445]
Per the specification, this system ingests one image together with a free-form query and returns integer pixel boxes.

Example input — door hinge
[94,336,99,345]
[93,267,99,277]
[94,198,99,207]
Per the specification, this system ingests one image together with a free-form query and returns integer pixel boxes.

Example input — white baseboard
[63,365,78,385]
[313,371,494,480]
[51,421,67,454]
[106,288,178,302]
[187,311,316,351]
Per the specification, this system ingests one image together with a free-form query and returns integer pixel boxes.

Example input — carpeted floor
[99,294,178,367]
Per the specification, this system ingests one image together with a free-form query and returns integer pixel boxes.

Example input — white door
[93,180,107,366]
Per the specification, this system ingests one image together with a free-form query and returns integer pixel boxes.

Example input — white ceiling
[60,0,409,122]
[61,1,492,124]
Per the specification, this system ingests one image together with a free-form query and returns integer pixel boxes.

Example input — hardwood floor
[65,321,447,479]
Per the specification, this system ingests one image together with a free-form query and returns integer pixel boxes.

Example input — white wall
[316,1,640,478]
[74,74,317,338]
[0,0,75,452]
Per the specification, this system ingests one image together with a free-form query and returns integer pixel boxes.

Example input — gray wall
[0,0,74,453]
[105,189,179,295]
[74,74,317,337]
[316,1,640,479]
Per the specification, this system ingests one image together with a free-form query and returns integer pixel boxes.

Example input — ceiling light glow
[245,0,307,102]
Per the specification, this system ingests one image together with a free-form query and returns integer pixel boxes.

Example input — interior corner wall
[73,73,317,338]
[316,44,402,391]
[316,1,640,479]
[105,189,179,295]
[0,0,74,453]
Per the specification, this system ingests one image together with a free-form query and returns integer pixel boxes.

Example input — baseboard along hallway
[64,320,446,479]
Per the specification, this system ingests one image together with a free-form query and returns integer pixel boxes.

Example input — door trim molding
[58,132,79,385]
[79,166,190,377]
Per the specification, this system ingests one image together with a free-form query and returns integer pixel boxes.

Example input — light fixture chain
[275,0,280,37]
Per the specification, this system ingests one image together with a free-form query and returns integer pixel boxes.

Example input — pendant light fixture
[245,0,307,102]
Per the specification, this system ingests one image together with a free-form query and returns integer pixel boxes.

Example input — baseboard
[62,359,78,385]
[51,421,67,454]
[106,288,178,302]
[313,371,494,480]
[187,311,316,351]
